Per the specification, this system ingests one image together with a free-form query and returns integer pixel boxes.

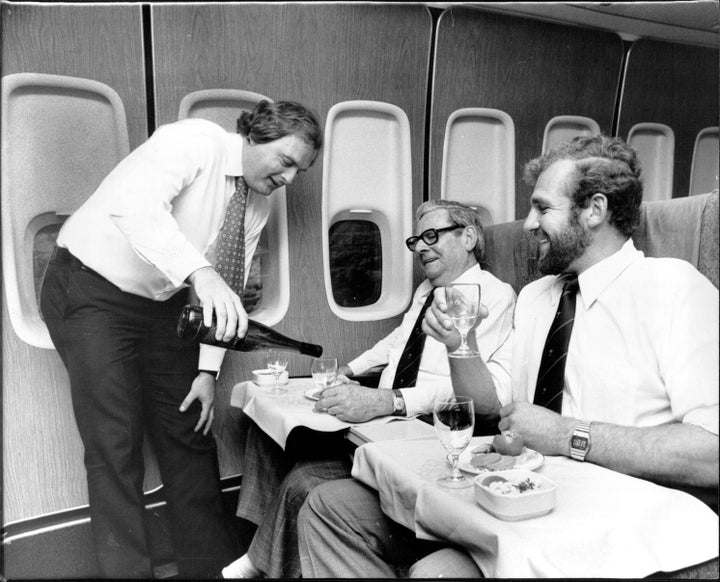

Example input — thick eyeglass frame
[405,224,464,252]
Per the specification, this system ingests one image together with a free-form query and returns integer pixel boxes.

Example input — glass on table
[266,349,289,395]
[311,356,338,391]
[445,283,481,358]
[433,396,475,488]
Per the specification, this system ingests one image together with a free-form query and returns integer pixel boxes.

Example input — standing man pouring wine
[40,100,322,579]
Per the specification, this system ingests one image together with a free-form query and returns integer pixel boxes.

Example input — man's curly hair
[523,135,644,237]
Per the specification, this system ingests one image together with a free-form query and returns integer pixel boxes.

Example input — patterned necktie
[214,176,249,295]
[392,291,436,389]
[533,274,580,413]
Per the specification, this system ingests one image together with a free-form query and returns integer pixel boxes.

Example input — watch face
[394,397,404,411]
[571,435,588,450]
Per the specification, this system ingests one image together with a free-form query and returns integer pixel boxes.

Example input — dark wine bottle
[176,304,323,358]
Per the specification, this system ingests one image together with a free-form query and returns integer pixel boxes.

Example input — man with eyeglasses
[223,199,515,578]
[328,199,515,421]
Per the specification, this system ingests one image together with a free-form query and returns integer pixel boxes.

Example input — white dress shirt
[347,264,516,416]
[58,118,270,371]
[511,239,719,434]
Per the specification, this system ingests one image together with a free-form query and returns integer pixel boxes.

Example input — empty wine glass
[445,283,481,358]
[311,357,338,393]
[433,396,475,488]
[266,349,289,395]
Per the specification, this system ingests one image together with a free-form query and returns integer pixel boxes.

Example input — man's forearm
[585,421,718,488]
[448,341,501,417]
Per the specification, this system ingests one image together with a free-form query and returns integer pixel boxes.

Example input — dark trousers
[40,252,231,578]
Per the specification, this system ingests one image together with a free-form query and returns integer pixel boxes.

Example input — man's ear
[586,193,608,228]
[462,225,478,251]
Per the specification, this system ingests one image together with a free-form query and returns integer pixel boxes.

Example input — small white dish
[458,446,544,474]
[304,387,322,401]
[252,369,288,387]
[473,469,556,521]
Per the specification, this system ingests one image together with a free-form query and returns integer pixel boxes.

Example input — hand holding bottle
[186,266,248,342]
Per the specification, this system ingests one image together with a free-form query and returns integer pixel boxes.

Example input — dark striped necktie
[392,291,435,389]
[215,176,249,295]
[533,274,580,413]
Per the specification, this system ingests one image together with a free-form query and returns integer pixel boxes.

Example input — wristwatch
[570,420,592,461]
[198,369,220,381]
[391,389,407,416]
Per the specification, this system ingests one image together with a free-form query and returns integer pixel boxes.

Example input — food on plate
[470,452,515,471]
[488,455,515,470]
[465,432,537,472]
[492,431,525,456]
[484,476,539,496]
[470,452,501,468]
[472,443,494,455]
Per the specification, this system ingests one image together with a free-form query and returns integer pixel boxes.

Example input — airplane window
[33,221,65,307]
[328,220,382,307]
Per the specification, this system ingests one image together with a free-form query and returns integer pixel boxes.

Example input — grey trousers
[235,418,352,578]
[297,478,483,578]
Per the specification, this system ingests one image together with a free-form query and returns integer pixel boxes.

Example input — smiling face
[241,134,318,196]
[523,159,592,275]
[412,209,476,286]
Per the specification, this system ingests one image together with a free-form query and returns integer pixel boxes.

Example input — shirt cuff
[347,354,375,375]
[399,381,455,417]
[171,251,212,288]
[199,344,227,374]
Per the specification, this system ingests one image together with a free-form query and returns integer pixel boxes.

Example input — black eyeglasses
[405,225,464,251]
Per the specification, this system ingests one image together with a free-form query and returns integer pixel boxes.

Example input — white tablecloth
[352,436,719,578]
[230,379,429,449]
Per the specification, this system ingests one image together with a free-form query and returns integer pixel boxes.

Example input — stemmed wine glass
[266,349,289,395]
[311,357,338,396]
[445,283,481,358]
[433,396,475,488]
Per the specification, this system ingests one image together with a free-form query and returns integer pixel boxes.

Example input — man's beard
[537,212,591,275]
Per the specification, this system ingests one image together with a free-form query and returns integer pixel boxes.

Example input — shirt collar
[575,238,643,308]
[421,263,483,301]
[223,132,245,177]
[452,263,483,284]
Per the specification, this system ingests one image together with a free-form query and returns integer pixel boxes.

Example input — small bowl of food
[473,469,556,521]
[252,369,289,387]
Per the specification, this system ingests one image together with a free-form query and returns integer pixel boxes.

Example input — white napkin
[230,379,423,449]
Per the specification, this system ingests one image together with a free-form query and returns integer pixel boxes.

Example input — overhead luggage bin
[1,73,130,349]
[689,126,719,196]
[178,89,290,327]
[542,115,601,153]
[627,122,675,202]
[441,107,515,225]
[322,100,413,321]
